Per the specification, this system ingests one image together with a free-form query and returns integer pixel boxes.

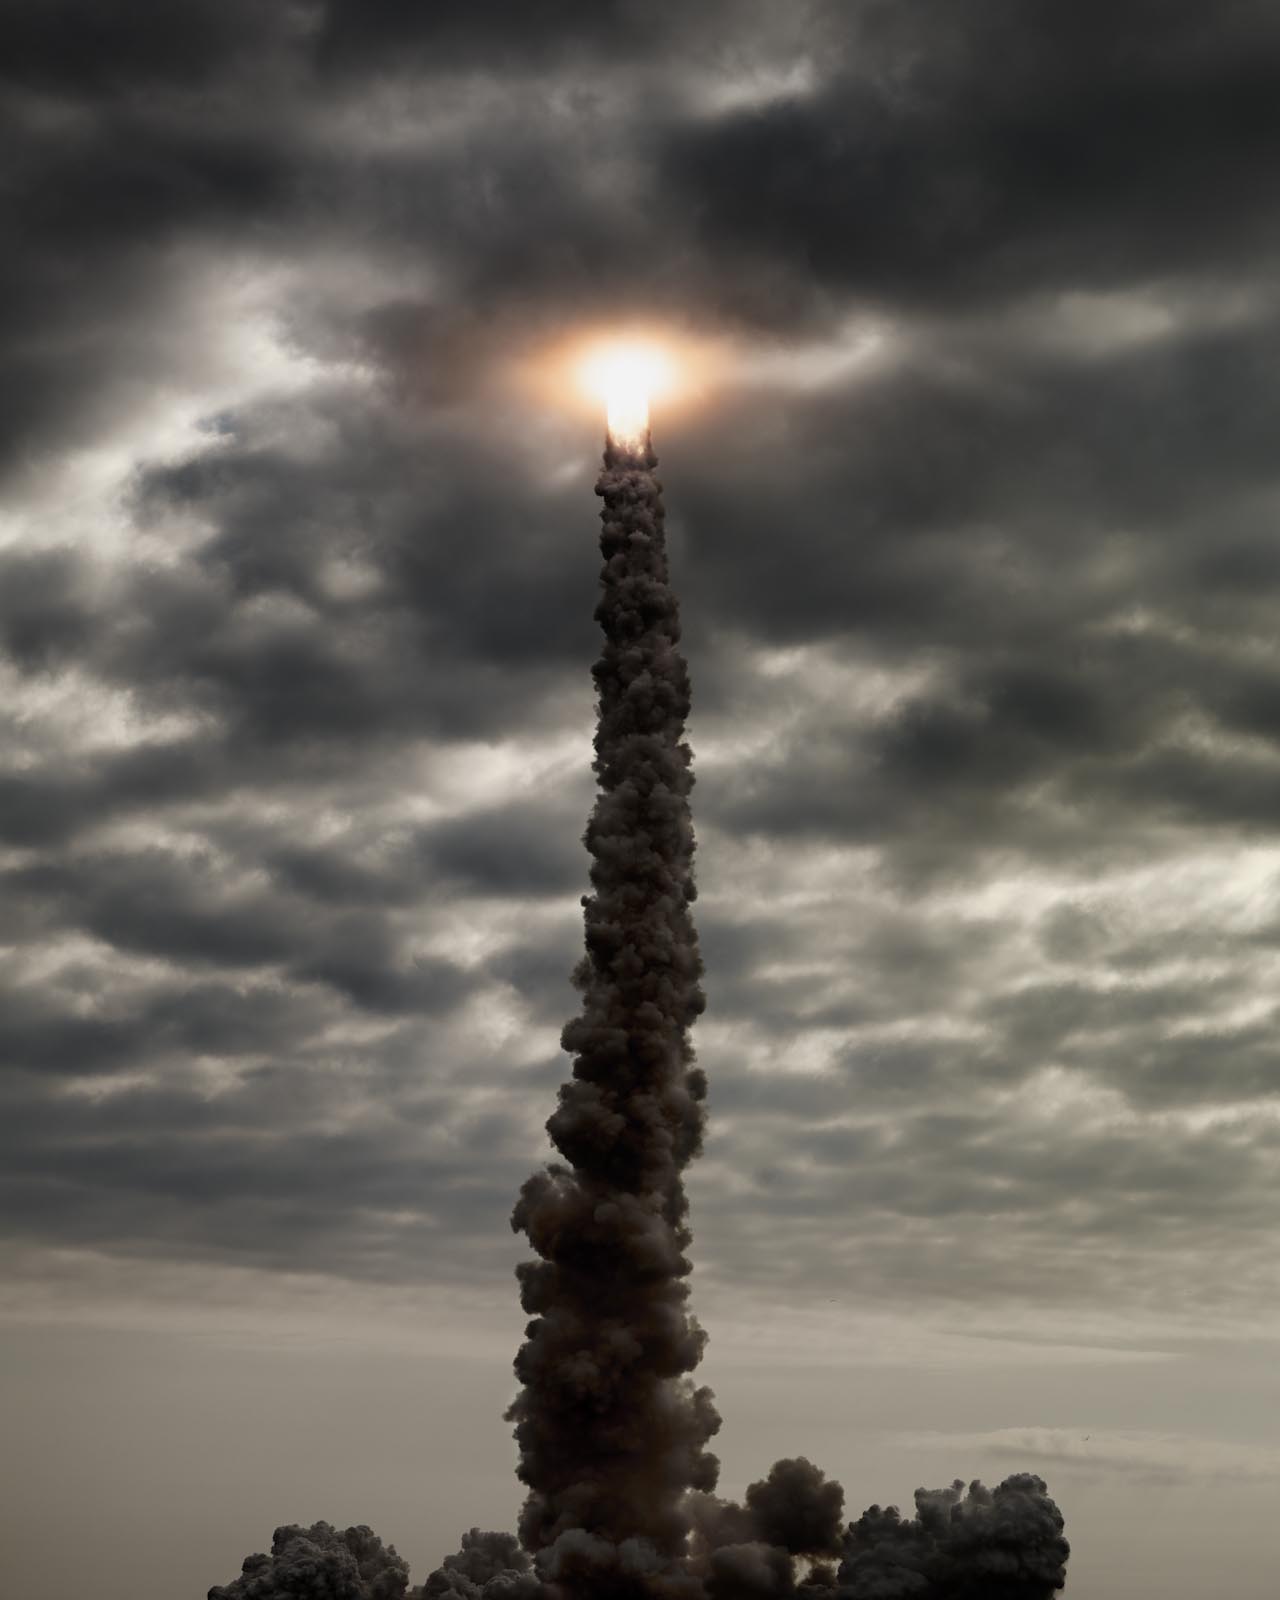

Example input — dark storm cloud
[0,729,328,852]
[317,0,657,74]
[8,0,1280,478]
[490,940,585,1031]
[3,848,473,1016]
[265,797,589,910]
[209,1520,413,1600]
[7,0,1280,1344]
[0,548,99,671]
[671,309,1280,670]
[0,1005,545,1282]
[0,0,790,484]
[0,412,596,774]
[423,805,587,899]
[0,64,304,475]
[117,400,610,743]
[6,0,292,92]
[660,0,1280,311]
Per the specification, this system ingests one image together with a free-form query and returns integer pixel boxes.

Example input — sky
[5,3,1280,1596]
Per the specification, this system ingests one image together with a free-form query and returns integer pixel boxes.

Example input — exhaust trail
[207,420,1069,1600]
[504,423,721,1598]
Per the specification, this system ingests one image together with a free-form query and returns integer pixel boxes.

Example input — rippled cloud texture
[6,5,1280,1599]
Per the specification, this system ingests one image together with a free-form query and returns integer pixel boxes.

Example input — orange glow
[578,341,675,449]
[515,327,722,445]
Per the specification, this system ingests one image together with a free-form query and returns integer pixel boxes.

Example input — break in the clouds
[8,1,1280,1575]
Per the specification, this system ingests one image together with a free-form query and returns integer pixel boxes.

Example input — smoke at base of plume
[208,1471,1067,1600]
[207,1520,411,1599]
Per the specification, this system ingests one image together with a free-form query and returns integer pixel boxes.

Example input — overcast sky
[7,4,1280,1597]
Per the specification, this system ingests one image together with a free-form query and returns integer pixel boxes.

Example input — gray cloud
[5,0,1280,1352]
[661,1,1280,312]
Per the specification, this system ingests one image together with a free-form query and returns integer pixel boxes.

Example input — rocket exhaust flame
[607,390,649,452]
[581,342,673,454]
[208,415,1070,1600]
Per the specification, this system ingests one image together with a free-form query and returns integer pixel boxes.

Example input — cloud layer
[6,0,1280,1342]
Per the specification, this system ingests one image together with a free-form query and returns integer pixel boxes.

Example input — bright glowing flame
[579,342,674,449]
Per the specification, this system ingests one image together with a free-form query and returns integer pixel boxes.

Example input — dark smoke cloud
[690,1458,844,1561]
[505,431,720,1586]
[209,1476,1067,1600]
[687,1464,1067,1599]
[744,1459,847,1559]
[208,432,1067,1600]
[421,1530,538,1600]
[208,1522,410,1600]
[705,1541,797,1600]
[839,1475,1069,1600]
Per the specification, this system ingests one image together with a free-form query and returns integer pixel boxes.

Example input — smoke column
[504,423,720,1597]
[208,418,1070,1600]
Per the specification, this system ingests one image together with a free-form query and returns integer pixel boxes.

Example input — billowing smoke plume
[690,1458,846,1561]
[209,1526,532,1600]
[208,430,1070,1600]
[422,1530,539,1600]
[208,1521,410,1599]
[838,1475,1069,1599]
[504,426,720,1597]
